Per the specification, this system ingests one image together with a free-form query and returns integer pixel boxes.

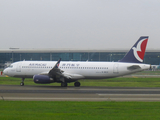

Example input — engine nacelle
[33,75,54,84]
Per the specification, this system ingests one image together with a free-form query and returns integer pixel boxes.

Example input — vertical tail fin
[119,36,149,63]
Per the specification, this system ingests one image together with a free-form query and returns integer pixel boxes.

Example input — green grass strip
[0,101,160,120]
[1,77,160,87]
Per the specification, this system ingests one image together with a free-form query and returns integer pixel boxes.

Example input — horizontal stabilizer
[127,65,141,71]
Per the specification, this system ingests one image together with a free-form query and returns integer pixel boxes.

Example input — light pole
[9,48,19,63]
[110,54,112,61]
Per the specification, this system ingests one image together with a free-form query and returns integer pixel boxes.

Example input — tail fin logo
[54,58,61,69]
[132,38,148,62]
[57,63,60,68]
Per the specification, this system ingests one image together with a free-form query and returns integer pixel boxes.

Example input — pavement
[1,85,160,101]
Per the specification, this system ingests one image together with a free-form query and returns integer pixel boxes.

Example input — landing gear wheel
[20,82,24,86]
[74,82,80,87]
[20,78,25,86]
[61,82,68,87]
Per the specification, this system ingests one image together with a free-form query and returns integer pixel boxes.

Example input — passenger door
[113,64,119,74]
[16,63,21,72]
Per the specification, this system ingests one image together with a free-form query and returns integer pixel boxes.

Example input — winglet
[48,58,61,77]
[119,36,149,63]
[54,58,61,68]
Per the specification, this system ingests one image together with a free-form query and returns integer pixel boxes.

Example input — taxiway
[1,85,160,101]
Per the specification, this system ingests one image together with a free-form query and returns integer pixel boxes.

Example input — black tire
[74,82,80,87]
[61,82,68,87]
[20,82,24,86]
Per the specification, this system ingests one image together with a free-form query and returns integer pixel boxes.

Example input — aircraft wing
[38,72,49,75]
[48,58,63,77]
[48,58,84,80]
[62,72,84,79]
[38,59,63,76]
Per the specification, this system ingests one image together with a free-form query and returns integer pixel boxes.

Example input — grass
[0,101,160,120]
[1,77,160,87]
[133,70,160,75]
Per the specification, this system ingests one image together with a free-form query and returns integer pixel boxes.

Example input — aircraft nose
[3,69,8,75]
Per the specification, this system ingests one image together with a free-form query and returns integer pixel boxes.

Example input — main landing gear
[61,81,81,87]
[20,78,25,86]
[74,81,81,87]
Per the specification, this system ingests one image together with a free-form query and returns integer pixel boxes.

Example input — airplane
[151,64,160,71]
[3,36,150,87]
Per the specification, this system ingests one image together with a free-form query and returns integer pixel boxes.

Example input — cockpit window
[9,65,13,68]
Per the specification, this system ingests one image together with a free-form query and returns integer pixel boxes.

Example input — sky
[0,0,160,50]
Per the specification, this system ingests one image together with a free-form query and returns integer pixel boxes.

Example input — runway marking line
[97,94,160,96]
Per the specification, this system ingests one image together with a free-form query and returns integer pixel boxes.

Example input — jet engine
[33,75,54,84]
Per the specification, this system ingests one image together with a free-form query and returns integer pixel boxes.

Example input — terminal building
[0,49,160,68]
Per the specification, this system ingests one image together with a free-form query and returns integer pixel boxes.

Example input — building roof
[0,48,160,53]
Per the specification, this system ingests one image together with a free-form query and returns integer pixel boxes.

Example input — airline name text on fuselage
[28,63,80,67]
[29,63,47,66]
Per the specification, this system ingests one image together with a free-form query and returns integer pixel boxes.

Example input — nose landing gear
[20,78,25,86]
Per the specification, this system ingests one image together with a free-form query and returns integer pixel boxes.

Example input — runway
[1,85,160,101]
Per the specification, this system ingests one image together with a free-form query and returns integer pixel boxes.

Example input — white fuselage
[3,61,150,79]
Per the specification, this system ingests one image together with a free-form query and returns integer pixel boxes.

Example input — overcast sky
[0,0,160,50]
